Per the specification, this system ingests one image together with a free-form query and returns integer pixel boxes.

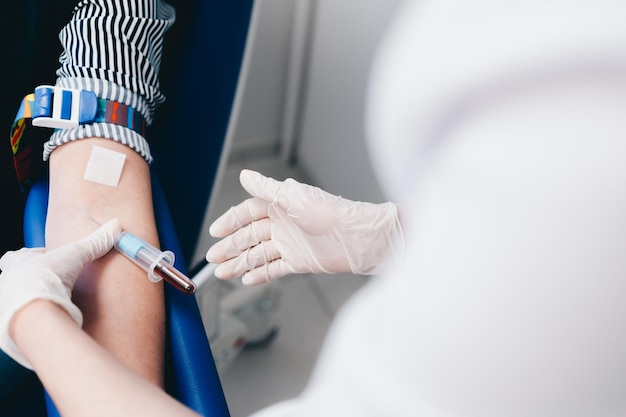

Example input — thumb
[49,218,121,267]
[239,169,285,205]
[240,169,310,212]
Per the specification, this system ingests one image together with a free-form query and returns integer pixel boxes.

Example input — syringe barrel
[114,231,174,283]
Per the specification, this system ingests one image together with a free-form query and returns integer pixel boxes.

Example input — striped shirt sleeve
[43,0,176,163]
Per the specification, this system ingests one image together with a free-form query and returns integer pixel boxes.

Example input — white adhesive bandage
[83,145,127,187]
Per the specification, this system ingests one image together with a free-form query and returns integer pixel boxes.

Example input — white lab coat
[253,1,626,415]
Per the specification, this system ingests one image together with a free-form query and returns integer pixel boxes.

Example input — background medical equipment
[192,261,281,372]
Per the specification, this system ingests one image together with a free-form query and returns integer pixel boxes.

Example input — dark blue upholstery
[22,174,230,417]
[150,0,255,267]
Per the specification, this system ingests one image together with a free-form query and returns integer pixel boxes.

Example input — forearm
[10,300,198,417]
[46,138,166,384]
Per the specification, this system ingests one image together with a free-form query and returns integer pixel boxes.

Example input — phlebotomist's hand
[206,170,404,285]
[0,219,121,369]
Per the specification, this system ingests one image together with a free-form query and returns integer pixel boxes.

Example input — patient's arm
[40,0,176,385]
[45,137,165,385]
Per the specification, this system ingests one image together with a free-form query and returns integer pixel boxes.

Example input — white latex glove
[206,169,404,285]
[0,218,121,369]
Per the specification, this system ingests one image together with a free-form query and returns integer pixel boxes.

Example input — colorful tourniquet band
[10,85,146,191]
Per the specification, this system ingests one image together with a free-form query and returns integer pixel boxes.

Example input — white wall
[224,0,405,202]
[294,0,404,202]
[227,0,295,156]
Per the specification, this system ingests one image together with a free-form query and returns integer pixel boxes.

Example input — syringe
[114,231,197,295]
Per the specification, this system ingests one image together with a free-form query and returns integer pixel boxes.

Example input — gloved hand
[206,169,404,285]
[0,218,121,369]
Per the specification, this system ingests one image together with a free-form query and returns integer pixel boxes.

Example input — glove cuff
[338,201,405,275]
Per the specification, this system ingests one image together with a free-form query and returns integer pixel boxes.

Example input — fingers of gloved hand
[213,240,281,281]
[238,169,284,205]
[207,217,272,263]
[60,218,120,262]
[0,223,119,370]
[240,169,317,205]
[241,258,298,286]
[43,218,121,278]
[209,197,268,238]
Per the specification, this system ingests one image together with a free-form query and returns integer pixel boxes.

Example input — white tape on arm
[83,145,127,187]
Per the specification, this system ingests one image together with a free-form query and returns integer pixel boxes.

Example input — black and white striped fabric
[44,0,176,163]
